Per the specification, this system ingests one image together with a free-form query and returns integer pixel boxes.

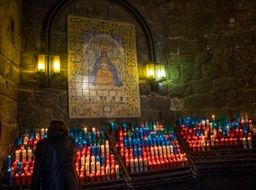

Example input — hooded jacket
[31,132,81,190]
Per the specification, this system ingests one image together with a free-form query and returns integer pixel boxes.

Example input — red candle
[21,173,26,185]
[26,172,32,184]
[15,173,20,185]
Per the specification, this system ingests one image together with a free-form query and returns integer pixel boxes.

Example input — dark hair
[47,120,68,137]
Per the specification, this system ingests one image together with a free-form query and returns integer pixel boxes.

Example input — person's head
[47,120,68,137]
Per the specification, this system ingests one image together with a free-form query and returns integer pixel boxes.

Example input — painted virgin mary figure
[91,50,123,87]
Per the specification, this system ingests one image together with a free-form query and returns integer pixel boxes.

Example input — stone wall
[0,0,21,168]
[19,0,256,130]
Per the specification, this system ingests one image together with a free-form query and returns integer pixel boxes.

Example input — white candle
[210,135,215,146]
[154,146,158,157]
[96,161,100,173]
[166,145,171,158]
[105,140,109,154]
[134,158,139,172]
[85,163,90,176]
[243,137,247,149]
[28,149,32,160]
[101,145,105,156]
[15,150,20,161]
[158,146,163,157]
[139,157,143,172]
[130,158,134,173]
[91,161,95,173]
[115,164,120,179]
[81,156,85,166]
[170,145,174,153]
[248,137,252,149]
[106,165,110,180]
[150,147,155,158]
[22,149,26,160]
[162,145,167,157]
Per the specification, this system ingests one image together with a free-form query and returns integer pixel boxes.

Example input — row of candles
[110,122,189,173]
[71,128,121,183]
[179,114,255,152]
[6,127,121,185]
[6,128,47,185]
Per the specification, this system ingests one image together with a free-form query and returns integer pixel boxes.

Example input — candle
[247,137,252,149]
[96,161,100,173]
[130,158,134,173]
[81,156,85,166]
[115,164,120,179]
[135,157,139,172]
[27,149,32,161]
[15,150,20,161]
[243,137,247,149]
[106,165,110,180]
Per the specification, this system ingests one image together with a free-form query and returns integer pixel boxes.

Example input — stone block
[0,122,18,166]
[0,55,11,77]
[184,93,212,110]
[0,95,17,123]
[180,54,194,64]
[194,51,212,64]
[201,63,219,79]
[213,77,245,91]
[140,95,151,111]
[227,89,242,107]
[0,76,18,100]
[140,109,160,121]
[191,79,213,94]
[180,64,192,82]
[150,95,170,112]
[139,82,151,95]
[211,90,227,108]
[167,65,180,80]
[246,88,256,104]
[168,83,191,98]
[0,36,17,63]
[191,63,202,80]
[170,98,184,111]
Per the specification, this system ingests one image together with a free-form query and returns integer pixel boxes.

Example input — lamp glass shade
[155,64,166,81]
[52,55,60,73]
[38,54,46,72]
[146,63,155,80]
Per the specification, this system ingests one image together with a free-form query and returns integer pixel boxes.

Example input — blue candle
[7,155,12,169]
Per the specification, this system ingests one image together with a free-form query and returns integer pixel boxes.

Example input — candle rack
[0,127,127,190]
[177,114,256,174]
[106,121,194,187]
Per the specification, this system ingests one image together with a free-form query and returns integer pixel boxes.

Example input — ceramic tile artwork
[67,15,141,118]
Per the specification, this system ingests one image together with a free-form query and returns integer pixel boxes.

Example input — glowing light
[146,63,155,80]
[155,64,166,81]
[37,54,46,72]
[52,55,60,73]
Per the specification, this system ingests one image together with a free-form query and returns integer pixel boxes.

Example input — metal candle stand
[105,122,195,189]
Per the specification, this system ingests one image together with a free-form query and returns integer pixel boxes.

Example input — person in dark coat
[32,120,81,190]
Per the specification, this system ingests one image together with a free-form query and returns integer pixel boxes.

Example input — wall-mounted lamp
[146,62,155,80]
[37,54,46,73]
[52,55,61,74]
[37,54,61,74]
[155,64,166,82]
[145,62,167,91]
[37,54,61,87]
